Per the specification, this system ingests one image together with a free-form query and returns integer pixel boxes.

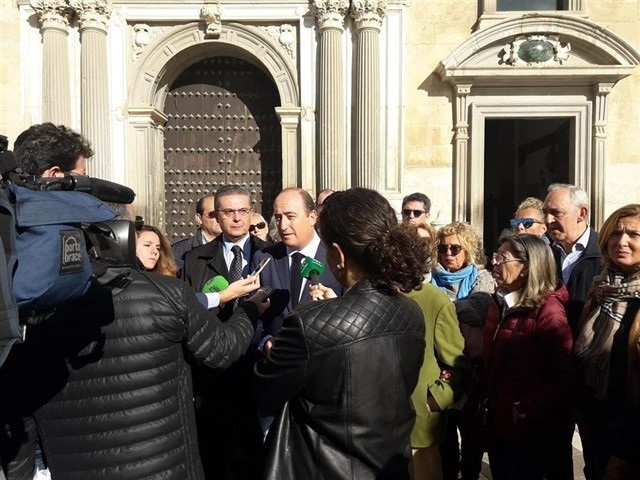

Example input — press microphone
[202,275,229,293]
[299,257,325,286]
[36,174,136,204]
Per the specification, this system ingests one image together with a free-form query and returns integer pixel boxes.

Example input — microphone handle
[71,175,136,204]
[309,271,320,286]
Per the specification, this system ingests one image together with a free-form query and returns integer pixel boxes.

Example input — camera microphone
[36,175,136,204]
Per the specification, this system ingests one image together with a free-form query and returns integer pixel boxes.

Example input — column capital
[30,0,74,30]
[350,0,387,31]
[312,0,349,31]
[70,0,112,32]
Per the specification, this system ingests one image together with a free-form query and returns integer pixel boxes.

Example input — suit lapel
[205,238,229,283]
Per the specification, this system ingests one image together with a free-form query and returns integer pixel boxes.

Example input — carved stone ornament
[200,0,221,39]
[350,0,387,30]
[260,24,297,61]
[501,34,571,67]
[30,0,74,29]
[70,0,112,31]
[312,0,349,30]
[131,23,171,62]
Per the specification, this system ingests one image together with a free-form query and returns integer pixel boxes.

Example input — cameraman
[0,125,269,479]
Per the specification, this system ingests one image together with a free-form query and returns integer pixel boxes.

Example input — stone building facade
[1,0,638,246]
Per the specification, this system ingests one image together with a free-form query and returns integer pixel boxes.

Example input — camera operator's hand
[219,276,260,305]
[245,289,270,316]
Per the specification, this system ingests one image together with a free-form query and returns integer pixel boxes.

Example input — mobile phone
[250,257,271,277]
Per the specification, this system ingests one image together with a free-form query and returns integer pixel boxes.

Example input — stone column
[31,0,74,125]
[312,0,349,192]
[71,0,112,180]
[350,0,386,189]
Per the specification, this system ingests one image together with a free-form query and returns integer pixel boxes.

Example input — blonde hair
[435,222,486,268]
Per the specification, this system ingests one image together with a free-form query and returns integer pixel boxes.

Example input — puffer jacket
[0,268,256,480]
[482,284,575,439]
[254,280,425,480]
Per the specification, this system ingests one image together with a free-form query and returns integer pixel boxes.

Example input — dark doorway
[483,118,571,253]
[163,56,282,241]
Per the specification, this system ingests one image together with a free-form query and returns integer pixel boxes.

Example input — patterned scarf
[574,266,640,399]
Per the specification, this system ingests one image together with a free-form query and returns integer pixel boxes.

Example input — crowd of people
[0,123,638,480]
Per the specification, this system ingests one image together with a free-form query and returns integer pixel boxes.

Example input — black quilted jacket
[0,268,256,480]
[254,281,426,480]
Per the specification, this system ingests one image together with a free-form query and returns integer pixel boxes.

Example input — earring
[336,264,343,270]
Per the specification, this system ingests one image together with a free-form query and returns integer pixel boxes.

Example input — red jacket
[483,284,575,439]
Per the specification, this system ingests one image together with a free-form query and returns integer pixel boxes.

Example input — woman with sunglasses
[249,212,271,243]
[431,222,495,480]
[483,234,574,480]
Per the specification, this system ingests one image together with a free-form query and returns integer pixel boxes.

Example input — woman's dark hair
[319,188,430,294]
[136,224,179,277]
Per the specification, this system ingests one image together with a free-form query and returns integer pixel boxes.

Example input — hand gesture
[219,276,260,305]
[309,282,337,301]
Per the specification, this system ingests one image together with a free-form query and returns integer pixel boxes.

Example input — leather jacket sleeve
[253,310,308,416]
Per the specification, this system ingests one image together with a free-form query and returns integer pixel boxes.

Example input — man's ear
[308,209,318,226]
[578,206,589,223]
[195,213,203,227]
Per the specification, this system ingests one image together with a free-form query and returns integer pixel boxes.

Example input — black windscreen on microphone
[67,175,136,204]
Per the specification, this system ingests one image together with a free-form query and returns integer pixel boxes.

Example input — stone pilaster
[71,0,112,180]
[453,84,471,222]
[591,82,612,229]
[31,0,74,125]
[313,0,349,192]
[350,0,386,189]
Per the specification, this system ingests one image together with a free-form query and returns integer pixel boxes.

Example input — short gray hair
[547,183,590,211]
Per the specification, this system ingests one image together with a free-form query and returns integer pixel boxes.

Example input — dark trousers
[488,435,544,480]
[441,408,486,480]
[542,412,575,480]
[193,356,264,480]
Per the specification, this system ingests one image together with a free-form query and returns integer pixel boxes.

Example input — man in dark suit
[182,185,267,480]
[252,187,342,357]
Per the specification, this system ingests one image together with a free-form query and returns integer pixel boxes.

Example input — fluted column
[313,0,349,192]
[31,0,74,125]
[71,0,112,179]
[350,0,386,189]
[591,82,612,229]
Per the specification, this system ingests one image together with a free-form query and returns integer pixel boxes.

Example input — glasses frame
[216,208,253,218]
[492,252,523,265]
[249,222,267,232]
[509,218,543,229]
[401,209,426,218]
[437,244,463,256]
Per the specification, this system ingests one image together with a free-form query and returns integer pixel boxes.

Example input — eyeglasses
[249,222,266,232]
[510,218,543,229]
[217,208,252,218]
[402,209,425,218]
[492,252,523,265]
[437,244,463,256]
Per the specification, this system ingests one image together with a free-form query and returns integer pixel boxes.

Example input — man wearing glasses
[181,184,268,480]
[171,195,223,265]
[401,192,431,225]
[510,197,549,243]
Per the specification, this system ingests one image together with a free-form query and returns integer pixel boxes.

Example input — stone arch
[437,14,640,230]
[126,22,301,227]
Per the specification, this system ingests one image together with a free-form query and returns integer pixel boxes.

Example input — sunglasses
[437,244,463,256]
[509,218,543,229]
[402,209,425,218]
[201,211,216,219]
[249,222,266,232]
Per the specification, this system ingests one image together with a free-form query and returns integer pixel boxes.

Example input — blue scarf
[431,264,479,300]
